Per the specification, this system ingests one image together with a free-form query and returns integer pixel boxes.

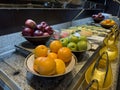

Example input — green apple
[77,40,87,51]
[67,42,77,51]
[79,36,87,41]
[60,37,69,47]
[69,35,79,43]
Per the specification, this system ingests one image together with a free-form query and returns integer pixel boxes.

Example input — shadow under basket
[72,51,87,61]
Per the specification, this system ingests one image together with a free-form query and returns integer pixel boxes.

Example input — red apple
[34,30,43,36]
[44,26,52,32]
[43,32,50,36]
[40,21,48,31]
[36,24,42,30]
[40,21,47,26]
[92,13,105,23]
[22,27,34,36]
[48,29,54,35]
[98,13,102,16]
[25,19,36,29]
[92,15,96,18]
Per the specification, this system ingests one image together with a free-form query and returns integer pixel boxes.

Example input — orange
[57,47,72,63]
[105,19,111,23]
[33,57,56,75]
[47,52,57,60]
[34,45,48,58]
[33,57,40,72]
[49,40,62,53]
[109,20,115,25]
[55,59,66,74]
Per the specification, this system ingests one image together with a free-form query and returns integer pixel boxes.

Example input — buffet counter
[0,17,119,90]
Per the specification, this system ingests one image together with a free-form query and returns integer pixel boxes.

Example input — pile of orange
[33,40,72,76]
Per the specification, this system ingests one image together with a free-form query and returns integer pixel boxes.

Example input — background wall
[106,0,120,16]
[0,9,99,35]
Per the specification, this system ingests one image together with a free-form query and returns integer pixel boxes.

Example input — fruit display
[92,13,105,23]
[29,40,75,76]
[22,19,54,36]
[21,19,55,45]
[100,19,116,29]
[60,35,89,52]
[59,24,109,38]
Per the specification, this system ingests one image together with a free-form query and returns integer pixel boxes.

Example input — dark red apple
[92,15,96,18]
[98,13,102,16]
[36,24,42,30]
[48,29,54,35]
[40,21,48,31]
[43,32,50,36]
[37,24,46,32]
[25,19,36,29]
[34,30,43,36]
[22,27,34,36]
[99,15,104,18]
[44,26,52,32]
[40,21,47,26]
[92,13,105,23]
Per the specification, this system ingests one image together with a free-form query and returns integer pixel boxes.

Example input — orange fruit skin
[101,19,116,26]
[55,59,66,74]
[50,40,62,53]
[47,52,58,60]
[34,57,56,75]
[109,20,116,25]
[34,45,48,58]
[57,47,72,63]
[33,57,40,72]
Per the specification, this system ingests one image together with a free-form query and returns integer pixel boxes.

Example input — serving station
[0,16,120,90]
